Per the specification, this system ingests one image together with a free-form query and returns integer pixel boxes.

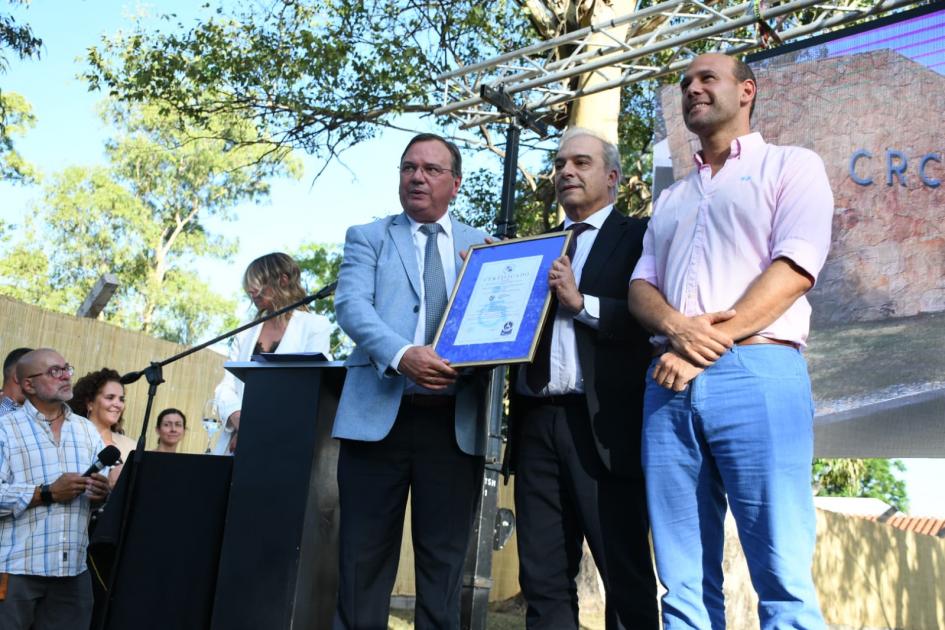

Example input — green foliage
[813,458,910,512]
[616,81,659,217]
[0,99,299,344]
[85,0,535,167]
[82,0,699,229]
[453,162,557,237]
[0,3,42,72]
[294,242,348,358]
[0,90,34,182]
[1,2,41,184]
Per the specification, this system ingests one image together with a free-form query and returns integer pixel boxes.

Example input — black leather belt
[401,394,455,408]
[520,393,586,407]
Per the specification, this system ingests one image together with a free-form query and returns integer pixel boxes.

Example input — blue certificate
[433,232,571,367]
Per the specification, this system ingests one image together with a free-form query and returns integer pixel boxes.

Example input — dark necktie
[420,223,448,345]
[526,222,593,393]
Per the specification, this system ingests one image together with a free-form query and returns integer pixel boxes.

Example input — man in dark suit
[508,128,658,629]
[332,133,489,629]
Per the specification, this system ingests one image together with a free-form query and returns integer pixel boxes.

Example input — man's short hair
[559,127,623,182]
[400,133,463,179]
[732,56,757,120]
[3,347,33,384]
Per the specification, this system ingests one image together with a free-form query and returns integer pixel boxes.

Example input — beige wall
[815,509,945,630]
[723,509,945,630]
[0,295,226,453]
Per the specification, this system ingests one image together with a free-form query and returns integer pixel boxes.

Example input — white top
[211,310,332,454]
[517,205,607,397]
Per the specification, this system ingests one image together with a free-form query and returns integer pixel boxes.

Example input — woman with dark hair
[212,252,332,454]
[154,408,186,453]
[70,368,135,486]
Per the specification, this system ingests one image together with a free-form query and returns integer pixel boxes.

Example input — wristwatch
[39,484,53,505]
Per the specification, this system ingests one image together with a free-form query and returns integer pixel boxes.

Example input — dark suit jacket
[507,210,652,478]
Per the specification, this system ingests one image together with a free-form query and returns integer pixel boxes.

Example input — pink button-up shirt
[631,132,834,347]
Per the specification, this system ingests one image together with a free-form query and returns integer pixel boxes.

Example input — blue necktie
[420,223,448,345]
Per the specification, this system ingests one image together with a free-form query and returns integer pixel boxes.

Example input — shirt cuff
[630,254,658,284]
[574,295,600,329]
[771,238,825,286]
[391,345,413,374]
[9,484,36,518]
[218,402,241,427]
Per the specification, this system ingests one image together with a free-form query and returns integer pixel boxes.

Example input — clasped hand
[654,309,738,391]
[398,346,458,390]
[652,351,703,392]
[665,310,736,366]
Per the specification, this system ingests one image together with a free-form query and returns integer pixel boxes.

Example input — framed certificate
[432,231,571,367]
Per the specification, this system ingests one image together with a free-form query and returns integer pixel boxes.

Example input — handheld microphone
[83,445,122,477]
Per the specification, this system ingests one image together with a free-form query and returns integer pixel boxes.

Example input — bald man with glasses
[0,348,109,630]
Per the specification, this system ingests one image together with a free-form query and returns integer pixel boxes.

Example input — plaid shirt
[0,396,17,417]
[0,400,105,576]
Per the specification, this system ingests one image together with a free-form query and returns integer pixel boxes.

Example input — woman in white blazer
[211,252,332,454]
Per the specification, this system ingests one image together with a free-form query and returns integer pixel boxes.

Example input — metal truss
[435,0,923,129]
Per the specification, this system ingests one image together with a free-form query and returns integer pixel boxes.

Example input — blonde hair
[243,253,309,321]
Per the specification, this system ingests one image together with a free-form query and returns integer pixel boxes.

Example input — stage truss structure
[435,0,924,130]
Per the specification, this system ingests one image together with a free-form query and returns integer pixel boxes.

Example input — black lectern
[95,360,344,630]
[211,360,344,630]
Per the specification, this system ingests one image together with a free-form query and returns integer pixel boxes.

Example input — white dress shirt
[518,205,612,396]
[391,212,458,377]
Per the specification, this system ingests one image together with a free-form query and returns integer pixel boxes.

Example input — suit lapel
[580,210,625,293]
[450,216,478,269]
[390,213,421,298]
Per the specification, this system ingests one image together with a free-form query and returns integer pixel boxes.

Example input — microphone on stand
[83,445,122,477]
[119,370,143,385]
[313,281,337,300]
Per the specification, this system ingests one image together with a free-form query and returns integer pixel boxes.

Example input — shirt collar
[407,212,453,239]
[564,204,612,231]
[22,398,74,424]
[693,132,765,168]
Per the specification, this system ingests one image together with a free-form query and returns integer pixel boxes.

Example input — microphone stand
[96,280,336,629]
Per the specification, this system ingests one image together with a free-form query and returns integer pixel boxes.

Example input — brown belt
[652,335,798,357]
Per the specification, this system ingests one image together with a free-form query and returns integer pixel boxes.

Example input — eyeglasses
[26,364,75,380]
[399,163,455,178]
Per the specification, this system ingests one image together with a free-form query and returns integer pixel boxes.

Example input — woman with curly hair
[212,252,332,454]
[69,368,136,486]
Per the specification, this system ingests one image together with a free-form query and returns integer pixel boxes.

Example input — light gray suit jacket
[332,212,489,456]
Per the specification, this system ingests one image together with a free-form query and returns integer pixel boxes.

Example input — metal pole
[460,79,550,627]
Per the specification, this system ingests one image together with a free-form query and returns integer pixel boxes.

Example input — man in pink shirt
[628,53,833,629]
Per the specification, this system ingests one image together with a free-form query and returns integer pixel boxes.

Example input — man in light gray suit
[332,133,488,630]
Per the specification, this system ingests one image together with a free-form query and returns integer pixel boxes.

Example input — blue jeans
[642,345,825,630]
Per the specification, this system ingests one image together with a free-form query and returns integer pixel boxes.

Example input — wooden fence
[0,295,226,453]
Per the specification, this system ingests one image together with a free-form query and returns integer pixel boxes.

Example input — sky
[0,1,941,517]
